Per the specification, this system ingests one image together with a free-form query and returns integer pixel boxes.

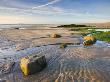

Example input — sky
[0,0,110,24]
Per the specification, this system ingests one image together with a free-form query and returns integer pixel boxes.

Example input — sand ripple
[0,46,109,82]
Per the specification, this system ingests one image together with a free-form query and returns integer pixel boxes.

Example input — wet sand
[0,28,110,82]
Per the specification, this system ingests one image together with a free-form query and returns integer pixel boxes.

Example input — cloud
[0,6,108,19]
[0,0,110,24]
[0,6,64,16]
[0,0,97,17]
[32,0,61,9]
[0,0,63,15]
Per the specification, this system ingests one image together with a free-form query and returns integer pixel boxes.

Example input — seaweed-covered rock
[50,34,61,38]
[83,40,93,46]
[83,36,96,46]
[84,36,96,43]
[20,54,47,76]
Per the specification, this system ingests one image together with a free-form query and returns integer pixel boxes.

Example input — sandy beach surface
[0,28,110,82]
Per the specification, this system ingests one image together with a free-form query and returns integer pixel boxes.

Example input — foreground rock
[20,54,47,76]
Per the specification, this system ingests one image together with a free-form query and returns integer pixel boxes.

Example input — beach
[0,27,110,82]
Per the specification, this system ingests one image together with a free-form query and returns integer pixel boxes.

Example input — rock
[83,40,93,46]
[50,34,61,38]
[60,43,67,49]
[14,27,19,30]
[83,36,96,46]
[20,54,47,76]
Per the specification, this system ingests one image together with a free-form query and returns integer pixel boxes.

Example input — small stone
[60,43,67,49]
[50,34,61,38]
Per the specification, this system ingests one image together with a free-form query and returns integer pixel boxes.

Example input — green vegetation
[58,24,110,43]
[57,24,92,35]
[92,31,110,42]
[57,24,89,28]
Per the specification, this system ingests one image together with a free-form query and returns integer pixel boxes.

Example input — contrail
[32,0,61,9]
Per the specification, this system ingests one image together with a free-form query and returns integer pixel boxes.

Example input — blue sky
[0,0,110,24]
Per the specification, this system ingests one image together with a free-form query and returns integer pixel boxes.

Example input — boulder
[83,36,96,46]
[84,36,96,42]
[50,34,61,38]
[20,54,47,76]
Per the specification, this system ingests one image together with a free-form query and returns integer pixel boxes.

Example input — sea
[88,28,110,32]
[0,24,58,30]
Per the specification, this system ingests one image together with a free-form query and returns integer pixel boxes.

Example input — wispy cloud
[32,0,61,9]
[0,0,63,15]
[0,0,108,17]
[1,5,110,21]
